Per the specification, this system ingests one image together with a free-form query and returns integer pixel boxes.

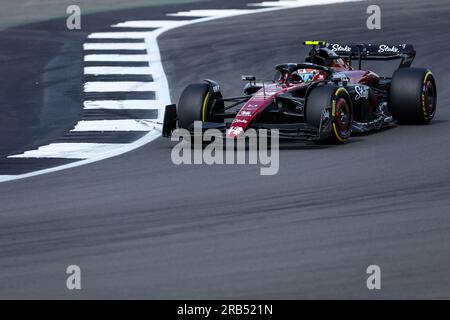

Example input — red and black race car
[163,41,437,143]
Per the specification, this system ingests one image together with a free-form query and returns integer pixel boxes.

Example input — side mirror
[241,75,256,82]
[331,75,349,84]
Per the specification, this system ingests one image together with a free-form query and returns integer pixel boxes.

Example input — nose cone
[226,126,244,138]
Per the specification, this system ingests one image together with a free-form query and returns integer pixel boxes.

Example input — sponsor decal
[228,126,244,137]
[255,88,278,97]
[331,44,352,52]
[245,104,259,110]
[378,44,399,53]
[239,111,252,117]
[355,85,369,100]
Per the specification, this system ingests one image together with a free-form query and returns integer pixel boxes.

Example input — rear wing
[303,41,416,69]
[325,43,416,68]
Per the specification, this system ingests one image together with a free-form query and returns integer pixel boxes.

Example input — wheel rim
[335,97,351,134]
[424,80,436,117]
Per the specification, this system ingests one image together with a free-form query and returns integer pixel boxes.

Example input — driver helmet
[308,47,344,67]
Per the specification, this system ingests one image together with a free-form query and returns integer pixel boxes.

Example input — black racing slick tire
[306,85,352,144]
[389,68,437,124]
[177,83,214,129]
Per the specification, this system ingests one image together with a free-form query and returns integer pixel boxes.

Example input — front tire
[306,85,352,143]
[178,83,216,129]
[389,68,437,124]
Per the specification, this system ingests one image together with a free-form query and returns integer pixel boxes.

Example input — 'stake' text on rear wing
[325,43,416,69]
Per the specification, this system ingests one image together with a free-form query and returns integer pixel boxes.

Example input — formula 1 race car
[163,41,437,143]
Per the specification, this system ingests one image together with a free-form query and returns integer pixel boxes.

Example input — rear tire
[389,68,437,124]
[306,85,352,143]
[178,83,214,129]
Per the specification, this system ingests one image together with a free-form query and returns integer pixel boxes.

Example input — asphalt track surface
[1,0,450,299]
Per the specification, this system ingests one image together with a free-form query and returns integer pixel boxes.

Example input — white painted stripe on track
[84,100,162,110]
[0,130,161,183]
[88,32,152,39]
[0,176,17,180]
[9,143,130,159]
[84,54,150,62]
[167,9,256,17]
[84,82,156,92]
[71,120,157,132]
[249,0,363,7]
[83,43,147,51]
[112,20,190,28]
[84,66,154,75]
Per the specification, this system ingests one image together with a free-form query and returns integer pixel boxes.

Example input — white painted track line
[0,130,161,183]
[0,175,17,180]
[84,66,153,75]
[112,20,190,28]
[249,0,363,7]
[83,43,147,51]
[9,143,130,159]
[71,120,157,132]
[84,54,150,62]
[84,82,156,92]
[167,9,256,17]
[84,100,162,110]
[88,32,152,39]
